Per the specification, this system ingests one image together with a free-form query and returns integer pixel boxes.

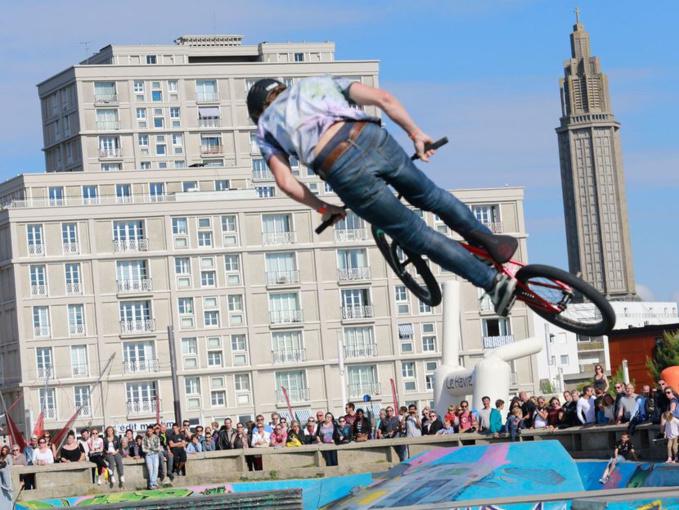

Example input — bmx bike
[315,137,616,337]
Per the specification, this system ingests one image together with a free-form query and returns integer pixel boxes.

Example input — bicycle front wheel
[515,264,616,336]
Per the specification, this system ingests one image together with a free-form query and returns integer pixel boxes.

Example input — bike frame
[461,243,573,315]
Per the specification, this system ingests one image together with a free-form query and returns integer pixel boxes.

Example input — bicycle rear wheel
[515,264,616,336]
[372,226,442,307]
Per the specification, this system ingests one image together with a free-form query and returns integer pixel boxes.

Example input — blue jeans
[145,452,159,488]
[325,123,496,289]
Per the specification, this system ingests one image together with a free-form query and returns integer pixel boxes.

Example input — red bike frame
[461,243,573,315]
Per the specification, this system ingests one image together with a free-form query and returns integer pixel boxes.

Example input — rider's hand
[411,130,435,162]
[319,203,346,224]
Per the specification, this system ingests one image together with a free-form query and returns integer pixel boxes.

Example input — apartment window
[36,347,53,379]
[65,263,81,294]
[123,341,156,373]
[419,300,432,314]
[99,135,120,157]
[398,323,414,353]
[272,330,304,363]
[116,183,132,203]
[252,158,269,180]
[135,107,147,128]
[275,370,307,403]
[146,55,157,64]
[39,388,57,419]
[211,377,223,390]
[231,334,248,366]
[133,81,144,99]
[197,219,213,247]
[168,80,178,94]
[402,362,416,392]
[152,90,162,102]
[198,106,220,127]
[149,182,165,201]
[116,260,148,291]
[27,224,44,255]
[119,301,152,331]
[256,186,275,198]
[30,265,47,296]
[227,294,244,325]
[335,211,367,241]
[74,386,91,416]
[178,297,194,328]
[171,134,183,154]
[174,160,186,169]
[265,252,297,285]
[422,323,437,352]
[139,161,151,170]
[294,52,304,62]
[214,179,229,191]
[425,361,437,391]
[94,81,116,102]
[344,326,375,358]
[395,286,410,314]
[224,254,241,285]
[200,264,216,287]
[200,135,221,154]
[67,304,85,336]
[472,204,501,232]
[221,215,238,246]
[185,376,200,396]
[48,186,64,207]
[33,306,50,337]
[324,182,334,194]
[181,337,198,369]
[183,181,198,193]
[337,248,368,280]
[207,337,223,367]
[262,214,293,244]
[151,108,164,129]
[341,288,372,319]
[196,79,218,102]
[82,185,98,204]
[96,108,118,130]
[234,374,251,404]
[170,106,180,127]
[172,217,188,248]
[269,292,301,324]
[560,354,570,365]
[347,365,378,398]
[156,137,166,155]
[113,220,145,251]
[102,162,122,172]
[482,317,511,337]
[211,390,226,407]
[126,381,157,413]
[175,257,191,288]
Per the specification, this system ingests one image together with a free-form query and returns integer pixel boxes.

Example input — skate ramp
[577,460,679,490]
[325,441,583,509]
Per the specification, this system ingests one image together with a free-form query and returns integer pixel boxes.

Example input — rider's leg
[324,124,496,290]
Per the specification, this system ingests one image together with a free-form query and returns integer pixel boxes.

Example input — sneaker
[486,273,517,316]
[120,476,125,484]
[97,476,103,485]
[110,475,116,484]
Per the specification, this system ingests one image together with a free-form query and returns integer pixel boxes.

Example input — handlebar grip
[411,136,449,160]
[315,215,338,235]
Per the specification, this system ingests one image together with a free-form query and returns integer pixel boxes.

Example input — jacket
[217,428,237,450]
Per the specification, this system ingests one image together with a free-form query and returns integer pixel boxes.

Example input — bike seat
[466,231,518,264]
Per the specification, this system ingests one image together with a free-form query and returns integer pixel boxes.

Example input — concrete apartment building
[0,35,535,431]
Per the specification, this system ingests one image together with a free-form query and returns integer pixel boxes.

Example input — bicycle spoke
[524,277,602,326]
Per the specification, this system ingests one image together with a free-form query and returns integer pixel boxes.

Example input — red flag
[390,378,399,411]
[52,406,82,451]
[6,394,22,414]
[6,413,27,451]
[280,386,295,422]
[32,411,45,438]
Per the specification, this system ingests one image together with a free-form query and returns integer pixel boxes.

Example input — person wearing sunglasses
[32,437,54,466]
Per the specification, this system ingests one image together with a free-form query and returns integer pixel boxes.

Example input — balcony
[483,335,514,349]
[338,267,371,282]
[96,120,120,130]
[196,92,219,103]
[344,343,377,359]
[33,326,50,338]
[269,310,303,325]
[342,305,374,320]
[62,242,79,255]
[262,231,295,245]
[71,363,89,377]
[31,284,48,297]
[127,399,157,416]
[123,359,160,374]
[113,238,149,253]
[578,340,605,352]
[252,170,273,182]
[266,270,300,286]
[98,148,122,158]
[94,94,118,105]
[66,282,82,295]
[198,118,220,128]
[275,388,310,404]
[49,198,65,207]
[200,144,223,155]
[120,319,155,335]
[348,382,381,399]
[117,278,153,294]
[272,348,306,364]
[37,367,54,380]
[335,228,370,242]
[28,244,45,256]
[69,324,86,337]
[482,221,504,234]
[116,196,134,204]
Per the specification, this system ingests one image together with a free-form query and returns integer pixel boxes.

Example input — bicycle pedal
[499,294,518,317]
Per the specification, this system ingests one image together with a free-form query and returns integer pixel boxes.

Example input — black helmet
[247,78,284,124]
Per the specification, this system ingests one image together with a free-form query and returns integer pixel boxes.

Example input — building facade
[556,15,637,300]
[0,35,535,432]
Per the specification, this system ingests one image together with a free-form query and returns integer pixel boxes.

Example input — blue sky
[1,0,677,301]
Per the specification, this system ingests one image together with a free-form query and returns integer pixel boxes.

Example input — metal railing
[483,335,514,349]
[34,326,50,338]
[275,388,310,404]
[348,382,381,398]
[335,228,370,242]
[123,359,160,374]
[344,343,377,358]
[262,231,295,245]
[79,405,92,417]
[98,148,122,158]
[66,282,82,295]
[127,399,157,415]
[266,270,300,286]
[116,278,153,293]
[94,94,118,104]
[338,267,371,281]
[113,238,149,252]
[69,324,86,336]
[200,144,223,155]
[31,284,48,297]
[341,305,374,320]
[62,242,79,254]
[272,348,306,364]
[96,120,120,130]
[28,244,45,256]
[482,221,504,234]
[116,195,134,204]
[120,319,155,335]
[196,92,219,103]
[49,198,65,207]
[269,310,303,325]
[198,118,220,128]
[71,363,89,377]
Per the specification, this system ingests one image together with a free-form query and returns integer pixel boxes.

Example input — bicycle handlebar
[315,136,448,235]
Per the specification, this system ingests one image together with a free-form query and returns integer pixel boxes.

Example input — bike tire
[372,226,442,307]
[515,264,616,336]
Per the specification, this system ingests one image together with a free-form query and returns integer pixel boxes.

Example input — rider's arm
[347,82,434,161]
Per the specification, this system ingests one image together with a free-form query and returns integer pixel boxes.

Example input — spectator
[181,420,192,440]
[444,405,459,430]
[251,422,271,448]
[218,418,236,450]
[204,431,215,452]
[317,412,340,467]
[0,445,11,502]
[375,409,387,437]
[337,417,352,444]
[667,387,679,418]
[437,418,456,435]
[286,421,304,447]
[490,399,505,434]
[379,406,406,461]
[405,404,422,437]
[124,429,135,457]
[519,391,536,425]
[458,400,477,433]
[168,423,187,477]
[88,429,109,485]
[186,434,203,454]
[613,382,625,418]
[398,406,408,425]
[157,423,173,484]
[577,386,596,425]
[560,391,576,427]
[24,435,37,466]
[142,426,161,490]
[103,426,125,487]
[546,397,562,428]
[32,436,54,465]
[657,380,671,414]
[595,389,609,425]
[593,364,609,394]
[421,407,431,429]
[352,408,371,441]
[644,386,659,424]
[423,410,443,435]
[599,432,638,484]
[507,407,524,441]
[10,446,25,466]
[617,384,638,424]
[280,417,289,433]
[130,435,144,459]
[59,431,85,463]
[233,422,249,449]
[270,424,287,447]
[344,402,358,427]
[478,396,493,433]
[661,410,679,463]
[194,426,206,450]
[601,394,616,424]
[533,398,549,429]
[266,412,281,434]
[315,410,326,428]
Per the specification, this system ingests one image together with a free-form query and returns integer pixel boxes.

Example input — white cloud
[636,283,656,302]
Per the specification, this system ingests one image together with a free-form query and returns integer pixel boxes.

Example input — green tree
[646,330,679,381]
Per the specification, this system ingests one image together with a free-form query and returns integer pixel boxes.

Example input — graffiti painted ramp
[325,441,584,509]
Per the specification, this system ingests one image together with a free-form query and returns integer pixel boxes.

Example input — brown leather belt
[314,121,369,179]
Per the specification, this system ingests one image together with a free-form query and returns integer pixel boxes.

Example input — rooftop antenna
[575,6,581,24]
[80,41,92,63]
